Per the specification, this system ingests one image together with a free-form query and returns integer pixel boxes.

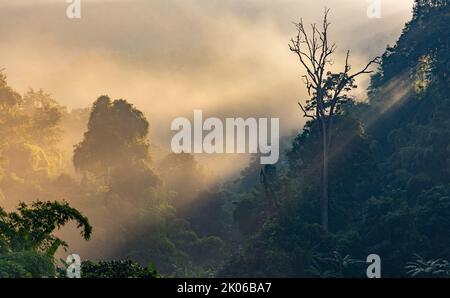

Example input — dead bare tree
[289,8,381,232]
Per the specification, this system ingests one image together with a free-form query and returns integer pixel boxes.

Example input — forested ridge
[0,0,449,277]
[220,0,450,277]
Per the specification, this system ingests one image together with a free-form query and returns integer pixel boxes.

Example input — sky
[0,0,414,175]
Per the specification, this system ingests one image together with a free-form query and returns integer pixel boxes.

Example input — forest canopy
[0,0,449,278]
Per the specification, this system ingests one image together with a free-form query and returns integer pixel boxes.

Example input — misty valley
[170,110,280,164]
[0,0,449,282]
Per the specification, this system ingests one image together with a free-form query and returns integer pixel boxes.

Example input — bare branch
[298,102,316,120]
[291,8,379,123]
[328,54,381,118]
[349,56,382,79]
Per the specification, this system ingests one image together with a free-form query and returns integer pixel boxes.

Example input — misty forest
[0,0,449,278]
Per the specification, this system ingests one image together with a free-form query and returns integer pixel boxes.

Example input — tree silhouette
[289,9,380,231]
[73,96,157,188]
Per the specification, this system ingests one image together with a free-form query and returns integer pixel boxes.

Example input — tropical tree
[74,96,149,174]
[0,200,92,277]
[0,201,92,256]
[73,96,158,191]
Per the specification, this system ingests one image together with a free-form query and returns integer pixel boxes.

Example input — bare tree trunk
[321,119,329,232]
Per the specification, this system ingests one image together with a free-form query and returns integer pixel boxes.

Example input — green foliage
[220,1,450,277]
[80,260,160,278]
[413,0,449,18]
[308,252,365,278]
[0,201,91,278]
[406,255,450,277]
[0,201,91,256]
[0,259,32,278]
[0,251,54,278]
[1,0,448,279]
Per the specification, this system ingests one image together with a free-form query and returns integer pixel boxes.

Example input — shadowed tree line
[219,0,450,277]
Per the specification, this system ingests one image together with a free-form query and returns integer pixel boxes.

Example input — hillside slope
[219,0,450,277]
